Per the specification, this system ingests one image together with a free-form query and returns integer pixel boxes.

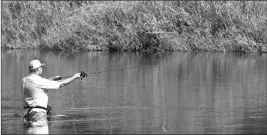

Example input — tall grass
[1,1,267,52]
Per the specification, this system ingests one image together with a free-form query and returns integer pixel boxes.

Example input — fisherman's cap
[29,60,45,69]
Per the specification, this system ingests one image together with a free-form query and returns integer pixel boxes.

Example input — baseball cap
[29,60,46,69]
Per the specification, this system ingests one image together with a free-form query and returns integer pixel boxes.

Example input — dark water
[1,49,267,134]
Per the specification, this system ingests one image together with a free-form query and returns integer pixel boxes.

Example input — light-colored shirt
[22,74,60,112]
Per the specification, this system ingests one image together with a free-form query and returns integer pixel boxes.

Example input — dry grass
[1,1,267,52]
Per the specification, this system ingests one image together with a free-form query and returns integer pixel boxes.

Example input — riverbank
[1,1,267,52]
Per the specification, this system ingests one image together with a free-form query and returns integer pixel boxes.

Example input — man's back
[22,74,49,108]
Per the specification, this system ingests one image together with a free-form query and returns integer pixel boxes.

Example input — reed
[1,1,267,52]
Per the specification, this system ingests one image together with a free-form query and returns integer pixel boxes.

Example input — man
[22,59,84,126]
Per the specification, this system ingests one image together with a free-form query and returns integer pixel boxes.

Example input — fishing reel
[80,71,87,80]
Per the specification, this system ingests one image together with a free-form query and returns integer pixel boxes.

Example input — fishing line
[60,66,138,79]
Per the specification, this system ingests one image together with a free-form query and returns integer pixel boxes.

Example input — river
[1,49,267,134]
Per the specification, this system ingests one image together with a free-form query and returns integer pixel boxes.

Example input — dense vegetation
[1,1,267,52]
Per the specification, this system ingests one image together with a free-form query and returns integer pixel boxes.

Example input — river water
[1,49,267,134]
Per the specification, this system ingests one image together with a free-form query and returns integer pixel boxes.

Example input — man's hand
[73,73,81,79]
[74,71,87,80]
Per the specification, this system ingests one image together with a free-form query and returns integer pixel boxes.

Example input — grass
[1,1,267,52]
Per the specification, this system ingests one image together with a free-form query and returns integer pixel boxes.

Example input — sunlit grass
[1,1,267,52]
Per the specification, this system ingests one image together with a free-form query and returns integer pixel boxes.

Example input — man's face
[38,66,43,75]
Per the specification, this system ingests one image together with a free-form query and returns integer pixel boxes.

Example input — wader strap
[23,105,55,121]
[24,106,48,111]
[24,106,48,120]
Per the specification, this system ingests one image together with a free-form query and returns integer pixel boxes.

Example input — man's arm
[48,76,62,81]
[38,73,81,90]
[59,73,80,87]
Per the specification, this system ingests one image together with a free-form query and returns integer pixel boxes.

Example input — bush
[1,1,267,52]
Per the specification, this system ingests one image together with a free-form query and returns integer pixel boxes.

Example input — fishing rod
[55,67,137,80]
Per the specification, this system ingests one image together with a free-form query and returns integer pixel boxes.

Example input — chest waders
[23,105,54,121]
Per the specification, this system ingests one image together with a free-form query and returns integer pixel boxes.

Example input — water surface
[1,49,267,134]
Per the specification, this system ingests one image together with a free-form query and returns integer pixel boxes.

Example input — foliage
[1,1,267,52]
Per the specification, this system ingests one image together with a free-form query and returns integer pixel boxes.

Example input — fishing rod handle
[80,71,87,80]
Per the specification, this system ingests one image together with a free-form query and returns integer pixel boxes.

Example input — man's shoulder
[23,74,44,81]
[22,75,30,81]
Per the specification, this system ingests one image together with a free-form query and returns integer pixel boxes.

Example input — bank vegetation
[1,1,267,52]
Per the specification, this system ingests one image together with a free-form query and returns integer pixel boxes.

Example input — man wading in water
[22,59,86,126]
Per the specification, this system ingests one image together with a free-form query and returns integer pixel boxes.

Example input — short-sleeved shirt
[22,74,61,112]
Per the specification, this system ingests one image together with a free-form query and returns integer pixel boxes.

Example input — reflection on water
[1,49,267,134]
[24,123,49,134]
